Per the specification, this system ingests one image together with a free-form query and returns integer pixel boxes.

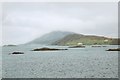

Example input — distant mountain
[26,31,119,46]
[27,31,74,45]
[52,34,120,46]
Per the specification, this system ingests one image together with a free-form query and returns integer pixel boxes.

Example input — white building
[77,43,83,46]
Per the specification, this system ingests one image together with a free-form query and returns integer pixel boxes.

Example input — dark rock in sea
[11,52,24,54]
[102,46,107,47]
[3,45,16,47]
[91,46,102,47]
[92,45,107,47]
[69,45,85,48]
[106,48,120,51]
[32,47,68,51]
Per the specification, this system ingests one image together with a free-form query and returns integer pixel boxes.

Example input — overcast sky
[2,2,118,45]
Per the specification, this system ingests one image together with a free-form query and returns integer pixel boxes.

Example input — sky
[0,3,2,46]
[1,2,118,45]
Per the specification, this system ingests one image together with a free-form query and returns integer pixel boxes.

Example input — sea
[1,45,119,78]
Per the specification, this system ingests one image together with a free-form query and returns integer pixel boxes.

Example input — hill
[26,31,74,45]
[26,31,119,46]
[52,34,120,46]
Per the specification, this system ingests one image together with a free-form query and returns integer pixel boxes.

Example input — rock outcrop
[11,52,24,54]
[106,48,120,51]
[69,45,85,48]
[32,47,68,51]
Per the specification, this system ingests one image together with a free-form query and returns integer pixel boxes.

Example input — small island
[10,52,24,54]
[32,47,68,51]
[106,48,120,51]
[3,44,16,47]
[69,45,85,48]
[91,45,107,47]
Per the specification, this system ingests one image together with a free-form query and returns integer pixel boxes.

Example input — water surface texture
[2,45,118,78]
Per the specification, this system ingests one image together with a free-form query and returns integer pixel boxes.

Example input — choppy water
[1,45,118,78]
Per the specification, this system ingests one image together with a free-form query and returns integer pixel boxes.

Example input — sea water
[0,46,2,79]
[1,45,118,78]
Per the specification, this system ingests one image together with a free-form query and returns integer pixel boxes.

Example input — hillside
[52,34,119,46]
[26,31,74,45]
[26,31,119,46]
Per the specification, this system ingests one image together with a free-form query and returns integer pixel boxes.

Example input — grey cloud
[2,2,118,45]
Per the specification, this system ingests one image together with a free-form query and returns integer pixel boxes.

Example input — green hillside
[52,34,119,46]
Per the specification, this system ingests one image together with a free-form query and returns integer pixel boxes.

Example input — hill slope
[27,31,74,45]
[52,34,119,46]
